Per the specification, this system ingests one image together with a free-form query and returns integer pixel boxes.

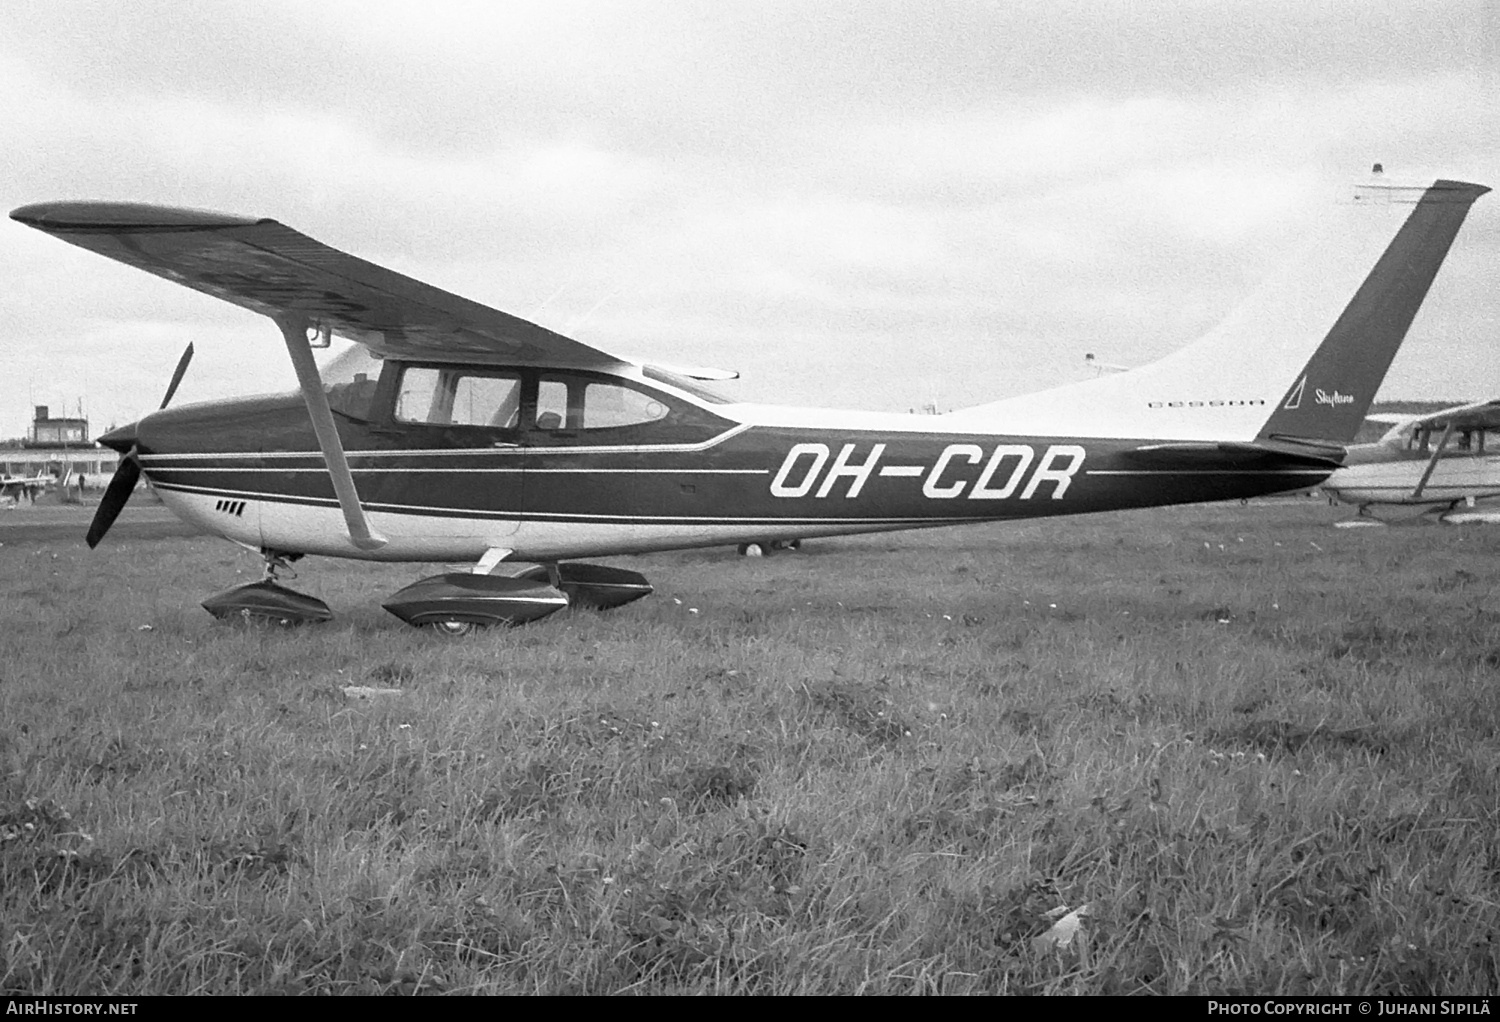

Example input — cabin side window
[581,382,670,428]
[395,367,522,428]
[536,379,569,430]
[321,344,385,421]
[326,372,379,420]
[533,376,671,432]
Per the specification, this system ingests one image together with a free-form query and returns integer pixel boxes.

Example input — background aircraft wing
[1398,399,1500,433]
[10,202,625,369]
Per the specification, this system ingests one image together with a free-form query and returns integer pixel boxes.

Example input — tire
[425,618,480,637]
[234,607,297,627]
[738,542,768,557]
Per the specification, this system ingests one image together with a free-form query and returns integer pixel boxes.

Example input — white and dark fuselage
[16,177,1492,601]
[118,360,1337,564]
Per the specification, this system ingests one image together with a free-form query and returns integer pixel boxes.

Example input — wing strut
[1410,420,1456,502]
[276,315,387,551]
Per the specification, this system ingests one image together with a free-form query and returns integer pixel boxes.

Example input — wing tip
[1430,180,1492,201]
[10,201,265,231]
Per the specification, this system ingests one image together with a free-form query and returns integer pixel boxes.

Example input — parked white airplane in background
[0,472,53,504]
[1323,399,1500,521]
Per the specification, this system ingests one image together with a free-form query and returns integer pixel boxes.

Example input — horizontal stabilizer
[639,361,741,381]
[1123,440,1344,470]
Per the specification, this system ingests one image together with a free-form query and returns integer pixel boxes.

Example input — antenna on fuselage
[566,288,623,333]
[1085,353,1129,375]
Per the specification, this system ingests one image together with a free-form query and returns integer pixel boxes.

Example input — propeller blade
[85,453,142,549]
[158,343,195,410]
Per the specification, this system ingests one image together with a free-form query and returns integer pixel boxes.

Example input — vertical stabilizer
[1256,179,1489,444]
[946,176,1489,442]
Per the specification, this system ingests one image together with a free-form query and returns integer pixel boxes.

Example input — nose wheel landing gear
[738,539,802,557]
[201,548,333,625]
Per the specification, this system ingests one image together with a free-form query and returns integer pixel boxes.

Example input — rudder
[1257,179,1490,445]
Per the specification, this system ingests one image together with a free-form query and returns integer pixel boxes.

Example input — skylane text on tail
[9,176,1489,632]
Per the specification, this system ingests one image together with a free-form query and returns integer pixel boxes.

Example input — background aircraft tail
[946,177,1489,442]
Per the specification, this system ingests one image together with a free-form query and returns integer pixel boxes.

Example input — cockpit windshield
[320,344,385,420]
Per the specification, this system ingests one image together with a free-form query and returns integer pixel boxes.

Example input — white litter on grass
[1334,520,1385,529]
[1034,904,1091,952]
[136,625,153,631]
[342,686,403,700]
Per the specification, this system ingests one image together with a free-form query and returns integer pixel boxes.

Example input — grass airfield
[1,499,1498,995]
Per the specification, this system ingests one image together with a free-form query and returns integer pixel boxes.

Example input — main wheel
[425,618,480,637]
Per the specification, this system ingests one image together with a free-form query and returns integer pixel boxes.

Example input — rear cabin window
[534,379,670,431]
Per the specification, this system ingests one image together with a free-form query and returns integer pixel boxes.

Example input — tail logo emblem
[1283,375,1307,410]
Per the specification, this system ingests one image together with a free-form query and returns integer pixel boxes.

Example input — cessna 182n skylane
[8,177,1490,633]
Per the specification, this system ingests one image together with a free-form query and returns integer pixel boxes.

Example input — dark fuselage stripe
[1085,469,1330,476]
[141,464,767,475]
[151,481,979,526]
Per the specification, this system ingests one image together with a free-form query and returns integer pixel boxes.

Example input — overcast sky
[1,0,1495,440]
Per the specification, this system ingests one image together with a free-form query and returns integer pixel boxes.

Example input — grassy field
[1,500,1498,994]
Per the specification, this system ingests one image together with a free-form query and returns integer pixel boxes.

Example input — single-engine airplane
[8,176,1490,633]
[0,471,54,504]
[1322,398,1500,521]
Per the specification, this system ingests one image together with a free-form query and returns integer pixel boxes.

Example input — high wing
[1364,398,1500,451]
[1376,399,1500,434]
[1332,398,1500,507]
[0,474,53,497]
[9,202,625,370]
